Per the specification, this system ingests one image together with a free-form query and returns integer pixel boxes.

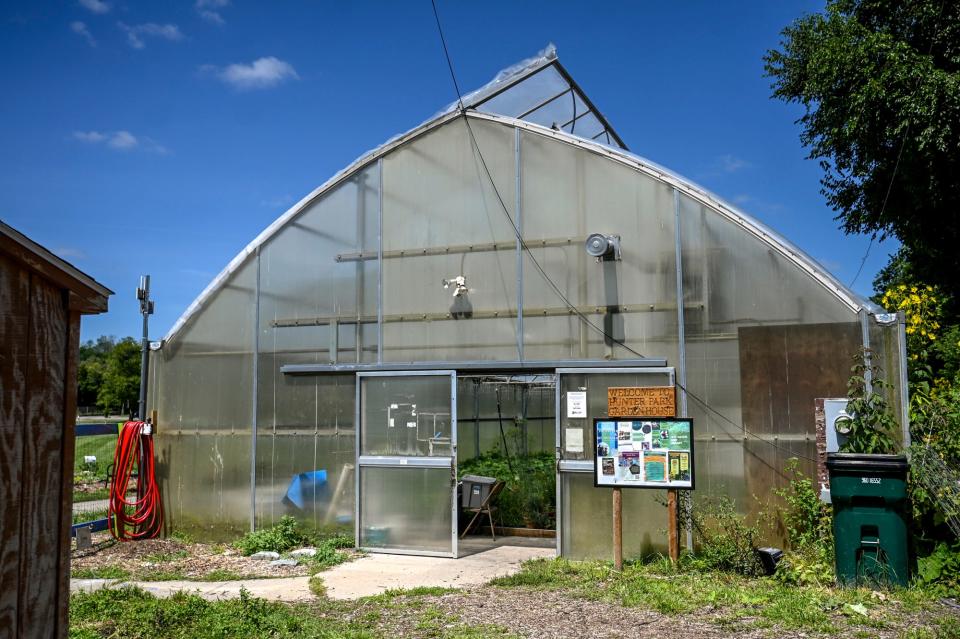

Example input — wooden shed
[0,221,112,638]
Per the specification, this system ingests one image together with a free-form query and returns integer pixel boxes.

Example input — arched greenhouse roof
[163,48,880,344]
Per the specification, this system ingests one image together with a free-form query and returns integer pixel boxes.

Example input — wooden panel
[18,275,68,638]
[56,312,80,637]
[0,254,29,636]
[738,322,861,497]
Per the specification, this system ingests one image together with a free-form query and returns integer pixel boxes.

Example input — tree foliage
[765,0,960,300]
[78,336,141,415]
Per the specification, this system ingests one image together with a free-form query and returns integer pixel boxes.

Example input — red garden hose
[109,420,163,540]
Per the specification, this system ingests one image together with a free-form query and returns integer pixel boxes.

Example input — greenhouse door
[555,367,675,558]
[356,371,458,557]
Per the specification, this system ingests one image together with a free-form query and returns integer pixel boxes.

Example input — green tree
[96,337,141,415]
[764,0,960,302]
[77,336,116,409]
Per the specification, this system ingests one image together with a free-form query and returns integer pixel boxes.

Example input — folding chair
[459,480,505,540]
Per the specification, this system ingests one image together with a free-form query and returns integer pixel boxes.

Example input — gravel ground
[71,533,312,579]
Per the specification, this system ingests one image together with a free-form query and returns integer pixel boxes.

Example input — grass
[73,434,117,483]
[72,565,130,580]
[72,508,108,525]
[69,586,518,639]
[491,557,947,635]
[73,487,110,503]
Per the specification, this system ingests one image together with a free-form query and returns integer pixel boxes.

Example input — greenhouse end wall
[150,113,906,554]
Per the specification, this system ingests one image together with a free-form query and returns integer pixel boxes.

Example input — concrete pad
[321,544,555,600]
[71,576,315,602]
[70,543,554,602]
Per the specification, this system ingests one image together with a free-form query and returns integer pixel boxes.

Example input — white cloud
[196,0,229,24]
[72,130,169,154]
[208,56,299,90]
[78,0,110,14]
[715,154,750,174]
[70,21,96,47]
[73,130,106,143]
[107,130,138,149]
[118,22,184,49]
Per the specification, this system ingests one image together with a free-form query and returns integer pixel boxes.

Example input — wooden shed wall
[0,251,80,639]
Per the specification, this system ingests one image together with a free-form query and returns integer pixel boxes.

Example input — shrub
[916,543,960,598]
[841,349,898,455]
[684,495,769,577]
[234,516,310,556]
[773,458,836,587]
[458,451,555,528]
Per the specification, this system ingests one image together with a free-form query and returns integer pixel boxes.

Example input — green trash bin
[826,453,911,587]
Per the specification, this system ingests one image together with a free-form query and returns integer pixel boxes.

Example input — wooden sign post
[609,386,680,564]
[667,488,679,562]
[613,487,623,571]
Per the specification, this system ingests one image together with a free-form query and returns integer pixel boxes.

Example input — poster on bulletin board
[594,417,695,489]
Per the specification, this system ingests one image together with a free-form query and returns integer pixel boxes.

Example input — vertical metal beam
[859,309,873,394]
[354,374,362,548]
[515,127,524,361]
[250,248,261,532]
[672,188,693,552]
[554,372,562,556]
[897,311,911,447]
[450,371,459,558]
[377,158,384,364]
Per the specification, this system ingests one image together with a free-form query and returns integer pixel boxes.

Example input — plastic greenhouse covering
[148,48,908,557]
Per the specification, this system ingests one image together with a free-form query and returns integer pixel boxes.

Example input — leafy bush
[916,543,960,598]
[776,459,833,552]
[684,495,769,577]
[458,452,555,528]
[841,349,898,454]
[233,516,310,556]
[308,534,354,572]
[773,459,836,586]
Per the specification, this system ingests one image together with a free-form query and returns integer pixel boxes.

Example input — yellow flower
[899,284,907,291]
[929,334,937,341]
[911,286,918,293]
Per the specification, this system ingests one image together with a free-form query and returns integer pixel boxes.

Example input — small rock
[289,548,317,558]
[270,559,298,567]
[250,551,280,560]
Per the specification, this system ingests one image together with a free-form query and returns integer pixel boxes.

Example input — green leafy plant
[683,495,770,577]
[233,516,310,556]
[840,349,898,455]
[915,543,960,598]
[458,451,555,529]
[776,459,833,552]
[773,459,836,587]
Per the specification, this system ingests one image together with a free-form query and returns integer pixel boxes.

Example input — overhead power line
[428,0,818,464]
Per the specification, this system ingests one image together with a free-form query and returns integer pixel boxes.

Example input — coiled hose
[109,420,162,540]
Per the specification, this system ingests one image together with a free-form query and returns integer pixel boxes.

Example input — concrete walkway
[70,543,555,602]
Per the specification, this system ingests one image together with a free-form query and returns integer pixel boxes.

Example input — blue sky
[1,1,897,343]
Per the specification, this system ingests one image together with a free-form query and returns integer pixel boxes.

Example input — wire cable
[429,3,819,463]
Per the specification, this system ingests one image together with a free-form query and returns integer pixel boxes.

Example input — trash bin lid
[461,474,497,484]
[825,453,908,473]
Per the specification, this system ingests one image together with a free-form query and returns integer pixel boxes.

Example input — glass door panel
[356,371,457,556]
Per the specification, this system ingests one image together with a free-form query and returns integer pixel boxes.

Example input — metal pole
[136,275,154,421]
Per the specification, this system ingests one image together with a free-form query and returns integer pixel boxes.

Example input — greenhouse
[148,46,909,560]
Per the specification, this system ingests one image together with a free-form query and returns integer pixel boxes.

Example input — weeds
[233,516,311,556]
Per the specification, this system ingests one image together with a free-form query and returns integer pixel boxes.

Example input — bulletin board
[594,418,695,489]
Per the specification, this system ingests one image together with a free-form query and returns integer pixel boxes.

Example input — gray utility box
[461,475,497,509]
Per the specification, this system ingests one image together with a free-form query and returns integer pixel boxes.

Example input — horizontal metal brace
[335,236,584,262]
[559,460,593,473]
[282,358,667,375]
[272,302,690,328]
[358,455,452,468]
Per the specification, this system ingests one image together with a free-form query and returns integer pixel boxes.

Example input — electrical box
[824,398,851,453]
